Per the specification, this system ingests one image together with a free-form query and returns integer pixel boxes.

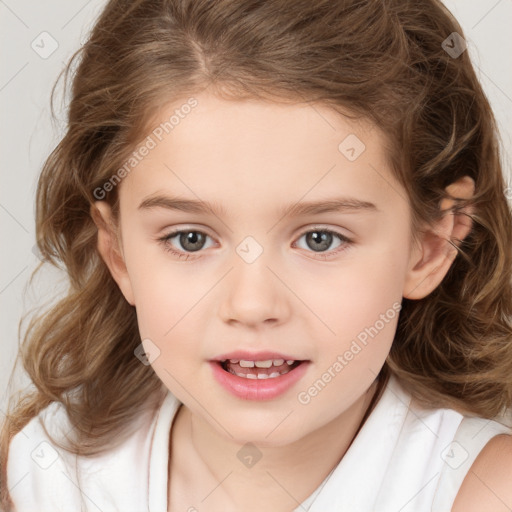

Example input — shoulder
[7,401,83,511]
[8,400,72,463]
[452,433,512,512]
[7,397,165,512]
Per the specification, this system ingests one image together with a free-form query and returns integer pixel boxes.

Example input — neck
[170,371,387,511]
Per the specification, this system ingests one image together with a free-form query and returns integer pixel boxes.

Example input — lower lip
[209,360,310,401]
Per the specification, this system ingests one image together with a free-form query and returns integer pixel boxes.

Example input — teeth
[228,367,293,379]
[232,358,295,368]
[254,360,273,368]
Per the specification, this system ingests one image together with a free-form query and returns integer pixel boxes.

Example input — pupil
[308,231,331,252]
[181,231,205,252]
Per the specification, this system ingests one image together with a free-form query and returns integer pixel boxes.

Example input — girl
[2,0,512,511]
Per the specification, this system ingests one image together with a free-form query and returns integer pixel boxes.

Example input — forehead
[118,91,408,217]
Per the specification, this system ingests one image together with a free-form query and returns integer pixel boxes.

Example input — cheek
[296,253,404,414]
[297,245,407,389]
[120,233,183,336]
[131,271,206,340]
[308,247,406,336]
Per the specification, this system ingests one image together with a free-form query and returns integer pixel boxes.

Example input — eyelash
[157,226,353,261]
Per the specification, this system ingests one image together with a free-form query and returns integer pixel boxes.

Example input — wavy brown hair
[2,0,512,508]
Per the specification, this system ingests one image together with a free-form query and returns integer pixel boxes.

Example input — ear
[90,201,135,306]
[403,176,475,300]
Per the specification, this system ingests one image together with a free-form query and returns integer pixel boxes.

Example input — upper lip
[211,350,307,362]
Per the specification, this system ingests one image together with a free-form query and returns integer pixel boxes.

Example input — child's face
[99,91,420,445]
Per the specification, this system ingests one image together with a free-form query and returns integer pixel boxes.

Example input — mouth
[209,354,311,400]
[217,358,305,379]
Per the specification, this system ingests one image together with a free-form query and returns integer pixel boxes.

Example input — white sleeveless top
[7,373,512,512]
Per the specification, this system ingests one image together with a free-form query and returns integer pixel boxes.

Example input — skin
[92,90,478,511]
[452,433,512,512]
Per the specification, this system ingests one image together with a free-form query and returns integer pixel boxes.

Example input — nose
[217,247,292,328]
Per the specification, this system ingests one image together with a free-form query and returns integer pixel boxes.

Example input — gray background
[1,0,512,414]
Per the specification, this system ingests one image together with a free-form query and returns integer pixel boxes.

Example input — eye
[293,227,352,258]
[157,229,215,259]
[157,226,353,260]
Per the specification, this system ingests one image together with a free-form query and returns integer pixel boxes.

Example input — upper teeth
[227,359,295,367]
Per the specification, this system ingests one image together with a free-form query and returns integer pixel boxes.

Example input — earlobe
[403,176,475,300]
[90,202,135,306]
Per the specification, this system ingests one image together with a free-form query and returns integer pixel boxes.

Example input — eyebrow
[138,194,378,217]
